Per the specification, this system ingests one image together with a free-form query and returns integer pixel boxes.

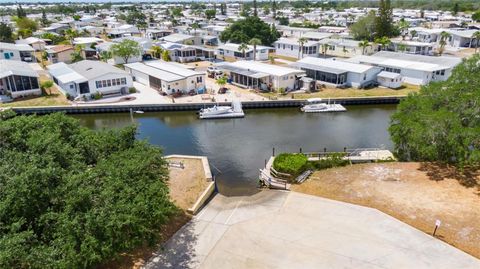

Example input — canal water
[75,104,396,196]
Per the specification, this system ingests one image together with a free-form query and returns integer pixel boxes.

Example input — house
[318,38,376,57]
[216,43,271,61]
[389,40,434,55]
[376,71,402,89]
[0,42,35,62]
[46,45,75,64]
[346,51,462,85]
[15,37,46,51]
[157,42,215,63]
[48,60,133,99]
[42,23,70,34]
[448,29,480,48]
[107,24,140,38]
[124,60,205,95]
[217,61,305,91]
[302,32,333,41]
[290,57,382,88]
[146,28,172,40]
[0,60,40,99]
[274,38,319,59]
[160,33,202,46]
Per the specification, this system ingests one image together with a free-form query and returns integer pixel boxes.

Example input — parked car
[218,87,228,94]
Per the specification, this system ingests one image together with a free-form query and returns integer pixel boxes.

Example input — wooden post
[272,147,275,157]
[264,159,267,168]
[299,147,302,153]
[324,147,327,153]
[344,147,347,152]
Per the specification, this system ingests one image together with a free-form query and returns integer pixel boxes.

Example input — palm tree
[298,37,307,59]
[358,40,370,55]
[374,36,391,51]
[99,50,112,62]
[409,30,417,40]
[473,31,480,53]
[151,45,163,58]
[65,28,80,45]
[191,22,200,36]
[438,31,451,56]
[249,38,261,61]
[398,19,410,40]
[238,43,249,59]
[321,43,329,58]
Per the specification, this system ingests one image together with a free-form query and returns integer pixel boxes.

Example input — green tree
[161,50,170,61]
[70,45,84,63]
[375,0,394,38]
[438,31,451,55]
[398,18,410,40]
[238,42,249,59]
[16,4,26,18]
[40,80,54,95]
[472,31,480,53]
[358,40,371,55]
[0,113,176,268]
[110,39,142,64]
[452,2,460,15]
[216,76,227,88]
[410,29,417,40]
[473,11,480,22]
[374,36,391,51]
[64,28,80,45]
[151,45,163,58]
[41,9,50,27]
[99,50,112,62]
[349,11,376,41]
[191,22,200,35]
[14,17,38,38]
[249,37,262,61]
[389,54,480,166]
[278,16,289,26]
[272,0,277,18]
[220,16,280,46]
[72,14,81,21]
[298,37,307,59]
[253,0,258,17]
[0,23,13,42]
[205,9,216,20]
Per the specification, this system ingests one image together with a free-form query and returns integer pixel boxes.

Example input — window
[70,84,74,89]
[96,81,101,88]
[116,78,121,85]
[197,76,202,83]
[121,78,126,85]
[102,80,107,87]
[107,80,111,87]
[112,79,117,86]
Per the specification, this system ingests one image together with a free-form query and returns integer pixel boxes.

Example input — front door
[79,82,90,94]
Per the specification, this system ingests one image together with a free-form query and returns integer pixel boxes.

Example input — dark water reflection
[74,105,396,196]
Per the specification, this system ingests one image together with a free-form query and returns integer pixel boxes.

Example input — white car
[207,66,219,72]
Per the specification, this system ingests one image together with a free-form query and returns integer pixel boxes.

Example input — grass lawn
[258,84,420,100]
[0,75,70,108]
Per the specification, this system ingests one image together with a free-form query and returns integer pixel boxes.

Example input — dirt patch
[292,162,480,258]
[167,157,211,211]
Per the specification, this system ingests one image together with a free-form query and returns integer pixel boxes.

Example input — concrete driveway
[145,191,480,269]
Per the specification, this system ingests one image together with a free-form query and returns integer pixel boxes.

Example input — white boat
[199,99,245,119]
[301,98,347,113]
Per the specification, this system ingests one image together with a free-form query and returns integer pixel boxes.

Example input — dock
[305,148,395,163]
[258,157,291,190]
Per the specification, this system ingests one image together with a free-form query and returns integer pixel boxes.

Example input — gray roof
[373,51,462,68]
[69,60,128,80]
[145,60,203,77]
[124,62,184,82]
[0,42,34,52]
[0,60,38,78]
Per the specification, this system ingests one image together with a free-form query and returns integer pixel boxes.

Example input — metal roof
[124,62,184,82]
[293,57,376,74]
[0,60,38,78]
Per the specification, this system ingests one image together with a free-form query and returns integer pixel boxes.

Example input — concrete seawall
[10,96,402,115]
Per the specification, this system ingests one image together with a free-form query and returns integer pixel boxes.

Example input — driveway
[145,191,480,269]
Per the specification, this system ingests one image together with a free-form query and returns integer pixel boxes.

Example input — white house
[107,24,140,38]
[45,45,75,64]
[346,51,462,85]
[390,40,434,55]
[156,42,215,63]
[160,33,202,46]
[274,38,319,59]
[291,57,382,88]
[216,43,271,61]
[0,42,35,62]
[48,60,132,99]
[377,71,403,89]
[15,37,46,51]
[318,38,375,57]
[124,60,205,95]
[0,60,41,99]
[217,61,305,91]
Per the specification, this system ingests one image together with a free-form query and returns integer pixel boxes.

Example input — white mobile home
[0,60,40,99]
[217,61,305,91]
[274,38,319,59]
[291,57,382,88]
[124,61,205,95]
[216,43,271,61]
[346,51,462,85]
[0,42,35,62]
[48,60,133,99]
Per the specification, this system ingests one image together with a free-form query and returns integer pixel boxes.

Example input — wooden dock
[305,148,395,163]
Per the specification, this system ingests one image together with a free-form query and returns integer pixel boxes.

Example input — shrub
[311,153,349,170]
[91,92,102,100]
[129,87,137,93]
[273,153,308,176]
